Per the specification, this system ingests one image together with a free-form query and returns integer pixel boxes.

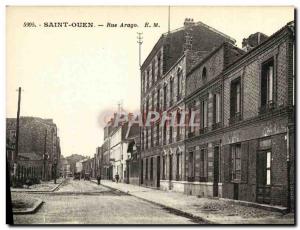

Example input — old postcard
[6,6,295,225]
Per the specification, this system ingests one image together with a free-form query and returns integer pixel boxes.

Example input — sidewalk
[94,180,294,224]
[11,178,64,193]
[11,193,43,214]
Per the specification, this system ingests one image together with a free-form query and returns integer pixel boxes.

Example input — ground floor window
[150,157,153,180]
[162,156,166,179]
[188,151,194,181]
[145,158,148,180]
[231,144,241,181]
[200,149,207,182]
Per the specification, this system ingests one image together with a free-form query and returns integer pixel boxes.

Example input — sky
[6,6,294,157]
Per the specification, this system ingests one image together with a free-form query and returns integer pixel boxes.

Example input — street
[13,179,201,224]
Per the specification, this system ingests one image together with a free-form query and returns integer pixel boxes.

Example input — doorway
[256,150,271,204]
[140,159,143,184]
[157,156,160,187]
[213,146,219,197]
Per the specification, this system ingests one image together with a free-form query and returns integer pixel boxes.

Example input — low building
[6,117,61,183]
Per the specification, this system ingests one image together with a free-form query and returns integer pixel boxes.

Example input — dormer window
[202,67,207,82]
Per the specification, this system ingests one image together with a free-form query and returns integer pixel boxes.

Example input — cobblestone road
[13,179,201,224]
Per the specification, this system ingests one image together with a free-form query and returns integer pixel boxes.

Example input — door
[126,160,130,184]
[169,155,173,190]
[140,159,143,184]
[256,150,271,204]
[213,146,219,197]
[157,156,160,187]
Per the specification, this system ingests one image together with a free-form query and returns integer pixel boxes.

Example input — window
[142,73,145,92]
[145,128,148,149]
[169,126,173,144]
[146,98,149,118]
[266,151,271,185]
[141,131,144,150]
[162,155,166,179]
[261,59,274,109]
[146,158,148,180]
[230,78,241,120]
[176,153,180,181]
[202,67,207,81]
[9,130,16,141]
[163,85,167,110]
[146,70,149,89]
[177,111,181,140]
[188,101,196,136]
[188,151,194,181]
[157,88,160,111]
[177,68,182,99]
[150,125,153,147]
[170,78,174,106]
[157,53,161,78]
[152,61,155,85]
[213,93,221,126]
[156,123,160,146]
[150,157,153,180]
[147,68,150,88]
[169,154,173,180]
[152,92,155,111]
[200,149,207,182]
[231,144,241,180]
[201,99,208,129]
[163,121,167,145]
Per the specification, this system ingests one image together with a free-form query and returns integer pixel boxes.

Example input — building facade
[6,117,61,184]
[184,21,294,209]
[139,19,294,210]
[140,18,236,189]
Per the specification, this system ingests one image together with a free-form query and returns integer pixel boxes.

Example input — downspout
[286,126,291,212]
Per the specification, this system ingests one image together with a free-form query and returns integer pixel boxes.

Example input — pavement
[93,180,295,225]
[11,193,43,214]
[13,179,202,224]
[11,178,64,193]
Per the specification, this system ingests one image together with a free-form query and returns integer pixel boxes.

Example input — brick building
[6,117,61,183]
[184,21,294,209]
[140,18,236,189]
[140,18,294,210]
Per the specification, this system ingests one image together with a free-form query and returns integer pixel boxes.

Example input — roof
[162,21,236,43]
[223,21,294,75]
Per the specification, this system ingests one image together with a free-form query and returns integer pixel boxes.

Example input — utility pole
[168,5,171,34]
[137,32,143,186]
[137,32,143,69]
[15,87,22,160]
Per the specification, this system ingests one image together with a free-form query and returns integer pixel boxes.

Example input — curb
[98,181,215,224]
[13,198,44,215]
[11,179,65,193]
[215,198,289,214]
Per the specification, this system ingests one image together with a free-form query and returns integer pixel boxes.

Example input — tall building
[140,18,236,189]
[140,18,295,210]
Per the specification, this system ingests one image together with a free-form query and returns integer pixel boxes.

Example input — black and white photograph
[5,5,295,225]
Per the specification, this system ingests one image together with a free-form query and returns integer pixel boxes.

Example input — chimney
[183,18,194,52]
[242,32,269,52]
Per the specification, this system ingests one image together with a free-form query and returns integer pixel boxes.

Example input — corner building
[140,18,236,189]
[185,21,295,209]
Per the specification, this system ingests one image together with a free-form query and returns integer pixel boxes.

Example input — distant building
[6,116,61,182]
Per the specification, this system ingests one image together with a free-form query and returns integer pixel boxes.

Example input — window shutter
[241,142,249,183]
[230,84,235,117]
[204,149,208,179]
[223,144,231,182]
